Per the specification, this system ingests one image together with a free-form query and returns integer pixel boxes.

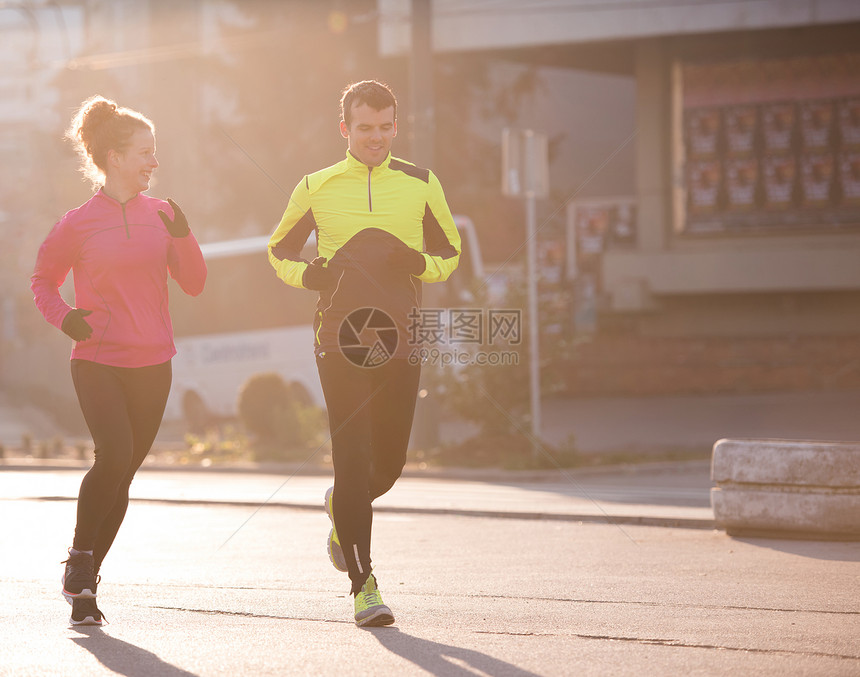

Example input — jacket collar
[95,187,143,207]
[345,150,392,171]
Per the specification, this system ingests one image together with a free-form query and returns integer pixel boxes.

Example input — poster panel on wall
[799,100,835,152]
[761,103,796,154]
[686,160,722,217]
[762,155,797,210]
[574,206,609,275]
[724,105,758,156]
[839,152,860,206]
[799,152,836,208]
[724,157,759,212]
[837,98,860,150]
[685,108,722,159]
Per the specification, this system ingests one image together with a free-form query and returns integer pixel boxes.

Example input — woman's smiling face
[111,127,158,196]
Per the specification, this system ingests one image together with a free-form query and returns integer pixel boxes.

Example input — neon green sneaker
[325,486,347,572]
[354,573,394,627]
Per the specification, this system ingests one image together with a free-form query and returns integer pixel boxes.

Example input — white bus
[165,216,484,430]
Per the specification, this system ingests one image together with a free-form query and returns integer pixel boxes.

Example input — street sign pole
[502,128,549,457]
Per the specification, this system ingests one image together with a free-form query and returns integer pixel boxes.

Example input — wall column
[634,40,671,254]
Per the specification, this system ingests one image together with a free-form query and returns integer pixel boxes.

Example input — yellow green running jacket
[268,151,461,360]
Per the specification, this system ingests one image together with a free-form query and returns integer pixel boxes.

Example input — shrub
[237,372,326,461]
[427,267,578,436]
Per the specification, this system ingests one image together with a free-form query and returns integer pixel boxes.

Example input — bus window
[170,251,316,337]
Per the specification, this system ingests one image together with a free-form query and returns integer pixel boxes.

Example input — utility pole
[409,0,434,168]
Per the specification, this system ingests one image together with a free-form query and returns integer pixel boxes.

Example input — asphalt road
[1,470,858,676]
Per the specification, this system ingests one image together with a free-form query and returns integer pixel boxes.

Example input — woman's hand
[61,308,93,341]
[157,198,190,238]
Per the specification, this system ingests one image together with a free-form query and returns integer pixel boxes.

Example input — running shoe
[70,597,106,626]
[324,486,347,572]
[61,550,97,603]
[354,573,394,627]
[63,574,100,607]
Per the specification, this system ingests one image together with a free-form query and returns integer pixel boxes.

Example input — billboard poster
[837,98,860,150]
[839,152,860,206]
[610,203,637,246]
[566,197,637,332]
[574,206,609,275]
[762,155,797,210]
[724,105,758,156]
[724,157,759,211]
[799,152,836,208]
[572,274,598,334]
[799,100,835,152]
[761,103,796,154]
[686,160,722,217]
[685,108,721,159]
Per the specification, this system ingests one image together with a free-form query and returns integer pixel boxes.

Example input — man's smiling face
[340,103,396,167]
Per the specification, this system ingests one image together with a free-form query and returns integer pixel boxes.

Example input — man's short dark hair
[340,80,397,127]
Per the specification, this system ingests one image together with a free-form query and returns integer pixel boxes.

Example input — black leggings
[70,359,171,570]
[317,352,421,593]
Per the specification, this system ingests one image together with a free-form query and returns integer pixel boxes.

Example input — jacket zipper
[121,203,130,239]
[367,166,373,212]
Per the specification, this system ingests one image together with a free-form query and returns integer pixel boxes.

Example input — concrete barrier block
[710,438,860,539]
[711,487,860,538]
[712,438,860,487]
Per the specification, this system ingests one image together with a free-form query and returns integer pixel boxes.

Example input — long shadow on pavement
[71,628,200,677]
[367,627,540,676]
[733,537,860,562]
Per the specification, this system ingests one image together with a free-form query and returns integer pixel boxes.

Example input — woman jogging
[31,96,207,626]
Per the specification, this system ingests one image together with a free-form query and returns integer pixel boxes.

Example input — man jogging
[268,80,460,626]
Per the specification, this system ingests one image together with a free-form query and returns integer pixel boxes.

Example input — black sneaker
[70,597,105,626]
[61,550,97,603]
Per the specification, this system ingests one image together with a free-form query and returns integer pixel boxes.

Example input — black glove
[157,198,190,238]
[387,247,426,276]
[302,257,337,291]
[61,308,93,342]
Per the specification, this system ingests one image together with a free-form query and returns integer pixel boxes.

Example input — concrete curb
[0,457,712,483]
[711,438,860,540]
[32,494,717,530]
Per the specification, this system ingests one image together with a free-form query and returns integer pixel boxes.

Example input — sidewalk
[0,459,716,529]
[6,388,860,452]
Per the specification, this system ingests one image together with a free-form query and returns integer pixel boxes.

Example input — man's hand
[61,308,93,342]
[387,247,426,276]
[157,198,190,238]
[302,257,337,291]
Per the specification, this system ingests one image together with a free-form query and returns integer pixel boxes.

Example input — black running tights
[317,352,421,594]
[70,359,171,570]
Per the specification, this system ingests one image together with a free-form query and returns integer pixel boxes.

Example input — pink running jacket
[31,190,207,368]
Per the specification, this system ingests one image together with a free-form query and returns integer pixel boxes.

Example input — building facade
[380,0,860,395]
